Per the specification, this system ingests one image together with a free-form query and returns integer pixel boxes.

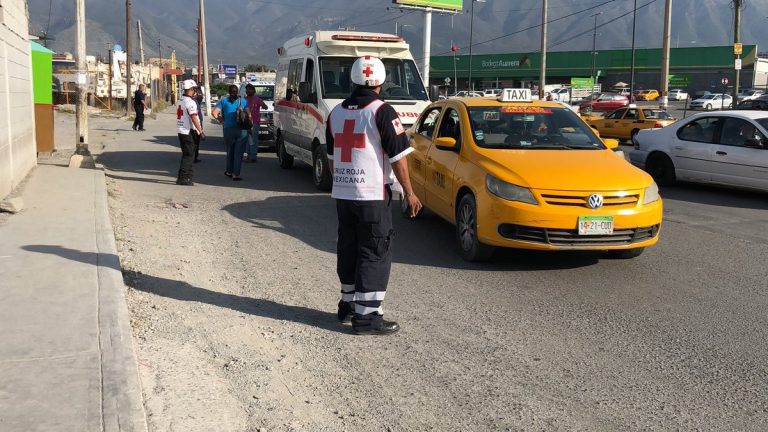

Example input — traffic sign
[721,77,729,86]
[668,74,691,87]
[444,77,451,84]
[735,59,742,70]
[734,43,743,55]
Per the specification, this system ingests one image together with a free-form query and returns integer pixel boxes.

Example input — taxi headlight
[643,182,660,205]
[486,175,538,205]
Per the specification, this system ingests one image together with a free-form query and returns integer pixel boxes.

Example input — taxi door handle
[674,146,684,150]
[716,151,728,156]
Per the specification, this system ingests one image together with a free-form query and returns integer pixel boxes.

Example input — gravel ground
[82,108,768,432]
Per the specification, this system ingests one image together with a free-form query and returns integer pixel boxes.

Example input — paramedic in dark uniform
[326,56,422,335]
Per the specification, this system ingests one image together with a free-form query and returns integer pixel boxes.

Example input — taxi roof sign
[499,88,532,102]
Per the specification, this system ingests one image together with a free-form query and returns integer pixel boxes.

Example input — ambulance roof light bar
[499,88,532,103]
[331,34,404,43]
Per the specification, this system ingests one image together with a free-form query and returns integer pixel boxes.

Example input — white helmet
[350,56,386,87]
[181,79,198,90]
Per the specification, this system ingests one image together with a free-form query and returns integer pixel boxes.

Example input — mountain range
[27,0,768,67]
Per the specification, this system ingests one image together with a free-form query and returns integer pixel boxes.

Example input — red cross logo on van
[335,119,366,163]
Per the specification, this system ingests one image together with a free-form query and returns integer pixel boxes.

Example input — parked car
[579,93,630,113]
[588,106,675,141]
[482,88,503,97]
[689,93,732,110]
[667,89,689,101]
[630,110,768,192]
[449,90,483,98]
[737,95,768,110]
[614,88,631,97]
[635,89,660,101]
[549,87,571,103]
[737,89,764,101]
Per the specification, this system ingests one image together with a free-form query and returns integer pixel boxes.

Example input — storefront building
[430,45,768,94]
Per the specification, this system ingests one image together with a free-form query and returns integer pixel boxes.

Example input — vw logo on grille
[587,194,604,209]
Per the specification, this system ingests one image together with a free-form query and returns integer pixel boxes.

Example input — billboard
[217,64,238,77]
[392,0,463,11]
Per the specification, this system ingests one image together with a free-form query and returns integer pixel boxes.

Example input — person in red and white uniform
[325,56,422,336]
[176,79,204,185]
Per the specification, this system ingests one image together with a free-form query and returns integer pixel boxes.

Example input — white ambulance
[274,31,431,190]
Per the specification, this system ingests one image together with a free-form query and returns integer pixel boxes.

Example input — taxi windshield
[468,106,605,150]
[319,57,428,101]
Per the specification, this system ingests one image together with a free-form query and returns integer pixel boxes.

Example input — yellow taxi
[587,106,676,141]
[635,89,660,101]
[404,89,663,261]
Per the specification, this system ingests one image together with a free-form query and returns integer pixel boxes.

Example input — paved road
[96,109,768,431]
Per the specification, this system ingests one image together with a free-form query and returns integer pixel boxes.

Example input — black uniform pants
[177,133,197,181]
[336,188,394,316]
[132,105,144,130]
[192,130,201,161]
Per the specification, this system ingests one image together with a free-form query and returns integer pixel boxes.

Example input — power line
[414,0,619,61]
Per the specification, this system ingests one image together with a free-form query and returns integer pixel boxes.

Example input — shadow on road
[223,195,602,271]
[21,244,350,335]
[660,183,768,210]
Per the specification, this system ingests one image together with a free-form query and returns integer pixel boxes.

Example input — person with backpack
[211,84,249,181]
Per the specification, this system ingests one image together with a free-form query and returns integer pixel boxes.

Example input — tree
[244,64,259,72]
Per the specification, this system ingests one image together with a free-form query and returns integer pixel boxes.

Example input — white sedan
[667,89,688,101]
[689,93,732,110]
[630,111,768,192]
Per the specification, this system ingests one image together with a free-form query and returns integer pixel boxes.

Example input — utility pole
[200,0,211,116]
[125,0,132,116]
[74,0,89,153]
[590,12,601,97]
[629,0,637,101]
[539,0,547,99]
[197,15,202,83]
[422,8,432,87]
[70,0,93,168]
[468,0,476,91]
[137,19,145,65]
[108,48,113,110]
[659,0,672,109]
[732,0,742,106]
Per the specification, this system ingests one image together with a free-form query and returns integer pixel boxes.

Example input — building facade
[0,0,36,200]
[430,45,767,95]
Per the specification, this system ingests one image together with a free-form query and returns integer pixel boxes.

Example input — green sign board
[571,77,594,89]
[392,0,463,10]
[668,74,691,87]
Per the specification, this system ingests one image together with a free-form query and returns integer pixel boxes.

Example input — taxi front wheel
[456,194,495,262]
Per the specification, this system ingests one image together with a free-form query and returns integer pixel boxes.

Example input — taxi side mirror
[434,137,458,151]
[603,138,620,149]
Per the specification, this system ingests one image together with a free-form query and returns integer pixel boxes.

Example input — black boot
[352,314,400,336]
[176,177,194,186]
[337,300,353,323]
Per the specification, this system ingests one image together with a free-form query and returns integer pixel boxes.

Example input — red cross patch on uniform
[391,118,405,135]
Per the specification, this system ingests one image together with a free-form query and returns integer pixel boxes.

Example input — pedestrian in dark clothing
[193,87,204,163]
[326,56,422,336]
[132,83,147,131]
[175,79,204,186]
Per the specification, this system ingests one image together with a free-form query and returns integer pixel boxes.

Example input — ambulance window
[304,59,314,90]
[417,107,442,138]
[286,58,303,98]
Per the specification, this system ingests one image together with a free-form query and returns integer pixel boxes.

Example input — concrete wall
[0,0,36,200]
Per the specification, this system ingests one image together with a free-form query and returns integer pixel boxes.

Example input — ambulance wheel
[277,135,293,169]
[456,194,495,262]
[312,146,332,191]
[400,193,423,219]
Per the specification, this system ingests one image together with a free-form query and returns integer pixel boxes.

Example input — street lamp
[467,0,485,92]
[590,12,602,97]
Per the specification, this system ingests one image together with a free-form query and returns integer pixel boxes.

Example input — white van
[274,31,431,190]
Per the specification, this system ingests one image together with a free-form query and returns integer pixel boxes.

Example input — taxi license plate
[258,130,269,135]
[578,216,614,235]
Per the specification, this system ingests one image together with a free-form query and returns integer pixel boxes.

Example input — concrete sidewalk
[0,164,146,431]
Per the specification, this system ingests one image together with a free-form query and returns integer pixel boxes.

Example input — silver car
[688,93,732,110]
